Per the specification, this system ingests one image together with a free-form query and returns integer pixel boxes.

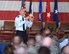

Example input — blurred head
[35,34,42,42]
[43,28,51,37]
[4,44,14,54]
[19,7,26,16]
[42,36,53,48]
[48,27,54,33]
[27,37,36,46]
[38,46,50,54]
[61,44,69,54]
[16,47,25,54]
[12,36,22,45]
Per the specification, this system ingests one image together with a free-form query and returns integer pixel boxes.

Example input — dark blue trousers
[16,30,28,44]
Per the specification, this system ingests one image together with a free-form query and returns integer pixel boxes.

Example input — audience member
[35,34,42,49]
[59,31,69,49]
[11,36,27,54]
[61,44,69,54]
[42,36,53,48]
[38,46,50,54]
[42,28,51,36]
[42,28,60,54]
[4,44,14,54]
[2,26,69,54]
[27,37,37,54]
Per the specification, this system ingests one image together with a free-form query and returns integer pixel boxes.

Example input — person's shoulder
[15,15,22,21]
[16,15,21,18]
[16,15,22,18]
[17,15,19,18]
[15,15,19,20]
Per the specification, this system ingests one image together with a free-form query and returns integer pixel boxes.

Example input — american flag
[0,0,69,22]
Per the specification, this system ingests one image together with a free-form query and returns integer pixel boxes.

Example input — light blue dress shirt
[15,15,33,31]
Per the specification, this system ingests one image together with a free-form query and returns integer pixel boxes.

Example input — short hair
[19,7,26,12]
[4,44,15,54]
[38,46,50,54]
[48,27,54,33]
[42,28,52,37]
[28,37,36,42]
[11,35,23,44]
[64,30,69,34]
[61,44,69,53]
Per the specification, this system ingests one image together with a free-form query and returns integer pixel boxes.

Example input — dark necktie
[22,17,25,31]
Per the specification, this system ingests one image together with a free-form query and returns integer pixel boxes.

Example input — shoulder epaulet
[17,15,19,18]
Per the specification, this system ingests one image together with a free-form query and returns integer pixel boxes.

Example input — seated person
[38,46,50,54]
[4,44,14,54]
[42,35,53,48]
[11,36,27,54]
[35,34,42,49]
[61,44,69,54]
[43,28,60,54]
[27,37,37,54]
[59,31,69,49]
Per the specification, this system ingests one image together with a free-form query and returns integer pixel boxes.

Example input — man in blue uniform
[15,7,33,44]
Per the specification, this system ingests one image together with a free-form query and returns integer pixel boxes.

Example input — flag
[38,0,43,22]
[29,0,33,15]
[53,0,59,28]
[0,0,69,21]
[31,3,33,15]
[21,0,25,8]
[46,0,51,22]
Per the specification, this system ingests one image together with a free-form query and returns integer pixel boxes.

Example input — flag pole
[29,0,32,14]
[21,0,25,7]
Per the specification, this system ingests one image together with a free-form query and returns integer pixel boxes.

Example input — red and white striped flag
[46,0,51,22]
[0,0,69,22]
